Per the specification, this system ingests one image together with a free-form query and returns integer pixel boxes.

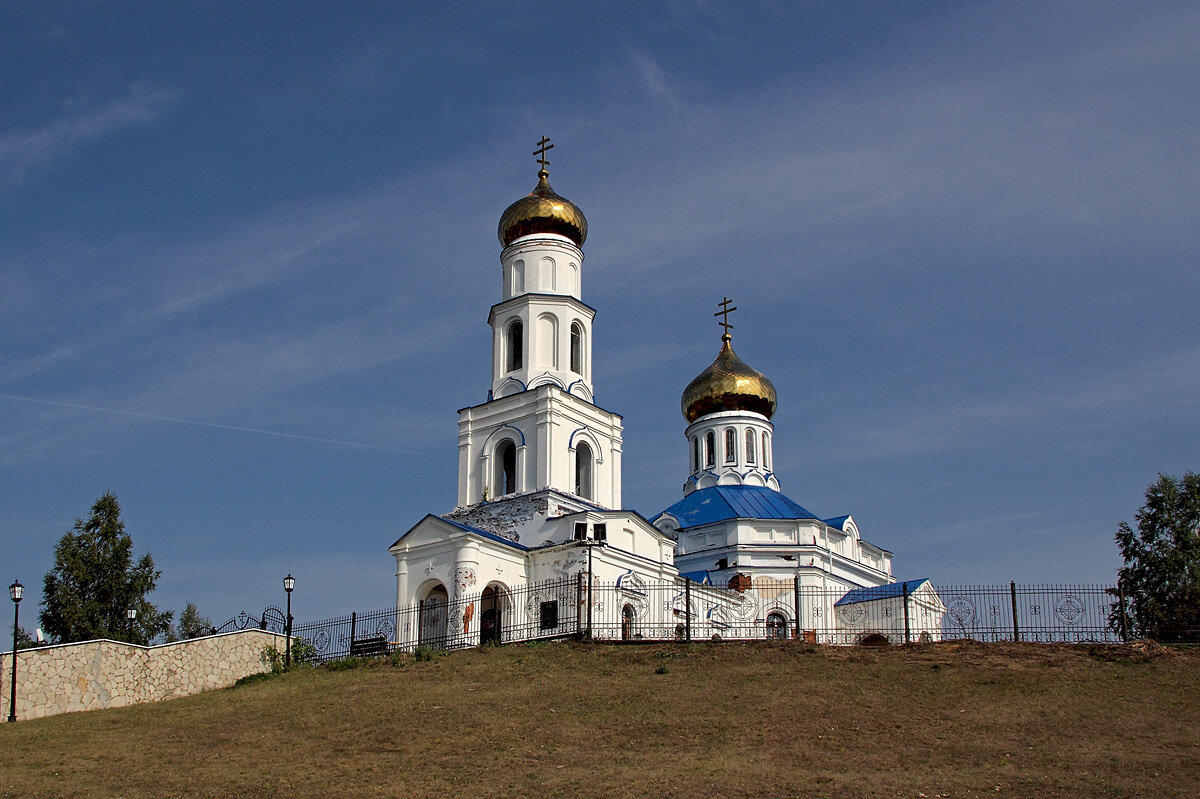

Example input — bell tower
[455,140,622,511]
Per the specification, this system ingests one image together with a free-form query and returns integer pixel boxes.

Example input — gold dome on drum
[498,169,588,248]
[681,335,777,423]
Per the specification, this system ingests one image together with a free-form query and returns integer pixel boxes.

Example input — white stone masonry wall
[0,629,283,722]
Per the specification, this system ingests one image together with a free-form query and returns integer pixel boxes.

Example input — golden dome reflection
[498,169,588,248]
[681,335,777,423]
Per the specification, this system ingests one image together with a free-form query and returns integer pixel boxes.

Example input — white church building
[388,143,942,647]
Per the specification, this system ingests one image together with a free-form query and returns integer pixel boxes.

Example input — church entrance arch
[765,612,787,640]
[480,583,508,645]
[621,603,636,641]
[419,583,449,648]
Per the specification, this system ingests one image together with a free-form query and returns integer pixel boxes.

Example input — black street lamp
[283,574,295,669]
[126,606,137,642]
[8,579,22,723]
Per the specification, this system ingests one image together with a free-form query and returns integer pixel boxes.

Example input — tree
[40,492,173,645]
[174,602,213,640]
[9,625,34,650]
[1113,472,1200,642]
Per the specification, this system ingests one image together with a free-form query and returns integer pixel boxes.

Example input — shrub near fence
[284,579,1141,662]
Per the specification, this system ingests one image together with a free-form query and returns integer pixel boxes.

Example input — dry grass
[1,640,1197,798]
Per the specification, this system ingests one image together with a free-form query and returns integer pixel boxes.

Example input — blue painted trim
[529,372,566,390]
[569,426,601,451]
[498,423,526,447]
[566,378,592,400]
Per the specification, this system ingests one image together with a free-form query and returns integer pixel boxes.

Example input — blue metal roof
[823,515,850,530]
[678,570,712,585]
[655,485,819,529]
[438,517,530,551]
[835,579,930,606]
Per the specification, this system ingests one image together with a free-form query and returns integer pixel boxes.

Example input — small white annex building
[388,144,940,647]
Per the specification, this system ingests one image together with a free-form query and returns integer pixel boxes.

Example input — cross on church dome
[497,137,588,248]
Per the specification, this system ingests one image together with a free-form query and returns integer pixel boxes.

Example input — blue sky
[2,2,1197,627]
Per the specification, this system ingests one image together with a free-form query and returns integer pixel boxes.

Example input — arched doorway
[766,612,788,640]
[621,603,636,641]
[481,585,504,645]
[419,584,449,647]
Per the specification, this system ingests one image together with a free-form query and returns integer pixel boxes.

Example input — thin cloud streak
[0,394,420,455]
[0,84,176,188]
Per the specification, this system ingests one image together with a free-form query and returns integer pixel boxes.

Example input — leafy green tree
[8,625,34,650]
[175,602,213,640]
[1113,472,1200,642]
[40,492,173,645]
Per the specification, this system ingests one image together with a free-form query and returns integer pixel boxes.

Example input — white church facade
[388,143,942,647]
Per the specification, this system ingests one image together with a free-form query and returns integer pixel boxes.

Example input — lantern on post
[283,575,295,669]
[8,579,23,723]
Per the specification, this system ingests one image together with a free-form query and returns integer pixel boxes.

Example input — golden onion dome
[498,169,588,248]
[681,335,777,423]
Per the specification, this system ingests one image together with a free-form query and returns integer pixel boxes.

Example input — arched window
[705,431,715,467]
[762,432,770,469]
[537,314,557,368]
[724,428,737,464]
[495,439,517,496]
[746,429,756,464]
[766,612,787,640]
[506,320,523,372]
[621,604,636,641]
[570,322,584,374]
[691,437,700,473]
[575,441,593,500]
[511,259,524,296]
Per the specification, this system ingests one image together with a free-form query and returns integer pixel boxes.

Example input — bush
[261,645,286,674]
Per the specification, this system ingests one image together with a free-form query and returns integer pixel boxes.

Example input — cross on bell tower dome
[497,138,588,248]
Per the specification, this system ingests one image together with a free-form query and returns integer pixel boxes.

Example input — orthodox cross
[715,296,737,336]
[533,136,555,169]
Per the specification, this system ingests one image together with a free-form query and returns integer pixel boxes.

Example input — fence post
[576,572,585,639]
[1117,578,1129,643]
[793,576,802,641]
[586,554,594,640]
[902,582,911,644]
[685,579,692,642]
[1010,582,1020,643]
[349,611,357,655]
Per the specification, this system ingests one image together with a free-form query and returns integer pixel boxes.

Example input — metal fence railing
[262,578,1144,662]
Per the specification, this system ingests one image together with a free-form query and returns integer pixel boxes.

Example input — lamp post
[8,579,22,723]
[126,606,137,643]
[283,574,295,669]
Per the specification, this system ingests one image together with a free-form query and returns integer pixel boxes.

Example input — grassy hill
[1,640,1197,798]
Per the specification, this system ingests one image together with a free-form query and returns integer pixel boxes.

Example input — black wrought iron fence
[289,578,581,662]
[212,606,286,635]
[268,579,1153,662]
[940,584,1122,644]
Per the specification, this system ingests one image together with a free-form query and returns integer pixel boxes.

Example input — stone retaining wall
[0,629,284,721]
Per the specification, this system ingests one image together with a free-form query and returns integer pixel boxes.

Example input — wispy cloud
[0,84,177,188]
[0,393,419,454]
[808,346,1200,463]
